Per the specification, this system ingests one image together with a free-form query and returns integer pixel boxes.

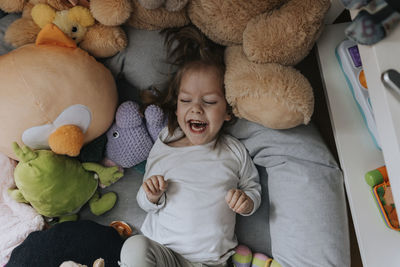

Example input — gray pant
[119,235,228,267]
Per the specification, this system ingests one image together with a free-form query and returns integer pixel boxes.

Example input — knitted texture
[145,104,168,142]
[105,101,165,168]
[232,245,252,267]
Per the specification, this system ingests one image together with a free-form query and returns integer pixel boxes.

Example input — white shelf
[355,16,400,231]
[316,22,400,267]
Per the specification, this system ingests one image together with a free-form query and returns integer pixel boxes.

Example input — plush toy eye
[72,26,78,33]
[112,131,120,138]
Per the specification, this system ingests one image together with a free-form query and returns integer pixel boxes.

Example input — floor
[296,10,363,266]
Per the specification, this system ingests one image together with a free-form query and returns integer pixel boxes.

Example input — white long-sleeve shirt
[137,127,261,264]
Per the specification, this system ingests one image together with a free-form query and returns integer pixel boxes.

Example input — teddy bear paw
[90,0,132,26]
[4,18,40,47]
[112,26,128,50]
[79,24,127,58]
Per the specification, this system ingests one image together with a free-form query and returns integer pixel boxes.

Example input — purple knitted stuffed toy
[104,101,166,168]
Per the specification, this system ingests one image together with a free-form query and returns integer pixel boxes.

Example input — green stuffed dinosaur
[8,142,123,222]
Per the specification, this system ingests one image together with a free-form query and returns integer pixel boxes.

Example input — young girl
[119,26,261,267]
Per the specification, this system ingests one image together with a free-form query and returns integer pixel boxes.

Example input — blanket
[0,152,44,266]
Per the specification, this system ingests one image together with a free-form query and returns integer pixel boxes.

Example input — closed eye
[180,99,191,103]
[204,100,217,105]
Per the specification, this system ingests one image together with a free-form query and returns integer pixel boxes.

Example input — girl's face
[176,66,231,146]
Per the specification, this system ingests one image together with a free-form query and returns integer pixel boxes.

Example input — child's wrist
[147,194,162,204]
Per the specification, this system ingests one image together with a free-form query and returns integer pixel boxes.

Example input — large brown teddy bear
[0,0,128,58]
[188,0,331,129]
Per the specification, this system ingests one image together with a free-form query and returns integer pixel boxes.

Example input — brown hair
[141,25,235,136]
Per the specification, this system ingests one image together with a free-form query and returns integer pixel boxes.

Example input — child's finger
[150,176,160,191]
[145,180,157,194]
[236,199,250,214]
[233,193,247,211]
[228,190,242,209]
[225,189,235,203]
[157,176,168,191]
[143,181,155,195]
[143,182,153,196]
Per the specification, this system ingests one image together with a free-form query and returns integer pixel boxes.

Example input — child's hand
[225,189,254,215]
[143,175,168,204]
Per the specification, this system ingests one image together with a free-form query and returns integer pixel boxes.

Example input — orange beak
[48,125,84,157]
[36,23,77,48]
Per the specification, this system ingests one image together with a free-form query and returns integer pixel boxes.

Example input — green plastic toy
[8,142,123,222]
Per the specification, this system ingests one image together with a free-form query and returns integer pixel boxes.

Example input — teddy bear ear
[31,3,56,28]
[68,6,95,27]
[115,101,143,129]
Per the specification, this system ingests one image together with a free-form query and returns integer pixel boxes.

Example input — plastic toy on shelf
[365,166,400,231]
[336,39,381,149]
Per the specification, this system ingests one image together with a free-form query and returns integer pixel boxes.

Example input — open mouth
[188,120,208,133]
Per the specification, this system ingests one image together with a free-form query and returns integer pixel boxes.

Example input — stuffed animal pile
[0,0,331,128]
[0,0,332,213]
[79,0,331,129]
[0,23,125,263]
[0,0,127,58]
[0,23,122,220]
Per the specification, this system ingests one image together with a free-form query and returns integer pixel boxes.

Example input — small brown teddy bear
[0,0,128,58]
[188,0,331,129]
[89,0,189,30]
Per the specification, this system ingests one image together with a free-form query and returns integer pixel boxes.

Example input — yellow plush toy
[31,3,94,43]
